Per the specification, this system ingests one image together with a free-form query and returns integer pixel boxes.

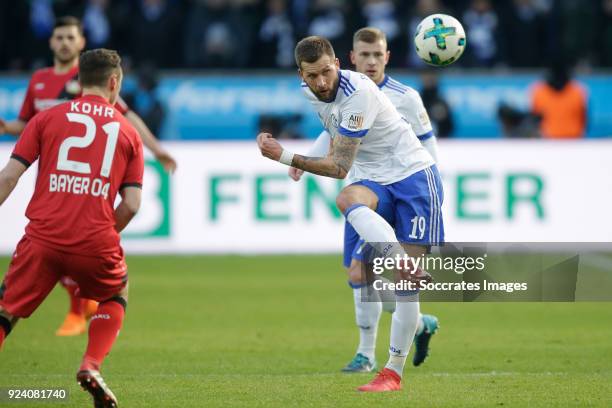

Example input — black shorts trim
[102,296,127,310]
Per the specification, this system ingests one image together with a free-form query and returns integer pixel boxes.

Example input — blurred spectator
[497,103,540,138]
[406,0,451,68]
[0,2,29,69]
[30,0,55,40]
[254,0,295,68]
[360,0,404,66]
[258,113,304,139]
[183,0,253,68]
[420,70,454,138]
[530,60,587,139]
[123,65,165,137]
[82,0,111,48]
[307,0,354,64]
[27,0,57,68]
[129,0,182,68]
[462,0,498,67]
[0,0,609,70]
[291,0,311,38]
[499,0,550,67]
[554,0,596,66]
[594,0,612,67]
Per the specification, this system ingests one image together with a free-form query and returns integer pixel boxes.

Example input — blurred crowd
[1,0,612,71]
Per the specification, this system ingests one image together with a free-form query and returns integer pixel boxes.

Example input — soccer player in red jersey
[0,48,140,407]
[0,16,175,336]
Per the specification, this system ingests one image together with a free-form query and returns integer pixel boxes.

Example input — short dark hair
[79,49,122,88]
[54,16,84,35]
[353,27,387,46]
[294,36,335,68]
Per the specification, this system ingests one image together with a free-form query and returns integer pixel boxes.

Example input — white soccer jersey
[302,69,433,185]
[379,75,434,140]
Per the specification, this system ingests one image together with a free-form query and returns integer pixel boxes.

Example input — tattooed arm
[291,135,359,178]
[257,132,360,179]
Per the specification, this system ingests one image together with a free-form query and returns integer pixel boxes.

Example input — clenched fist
[256,132,283,162]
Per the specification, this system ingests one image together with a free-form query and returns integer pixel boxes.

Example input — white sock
[345,205,406,259]
[415,313,425,335]
[385,294,420,377]
[353,285,382,361]
[378,276,397,313]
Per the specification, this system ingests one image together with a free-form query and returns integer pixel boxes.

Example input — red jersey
[19,65,129,122]
[12,94,144,256]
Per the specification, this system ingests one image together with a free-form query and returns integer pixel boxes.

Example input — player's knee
[336,191,364,214]
[336,191,353,214]
[336,187,377,214]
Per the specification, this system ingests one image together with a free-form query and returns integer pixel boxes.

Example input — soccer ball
[414,14,466,66]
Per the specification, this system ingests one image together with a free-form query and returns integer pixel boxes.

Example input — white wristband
[279,149,295,166]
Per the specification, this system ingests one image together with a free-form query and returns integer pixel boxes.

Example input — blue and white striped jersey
[302,69,433,185]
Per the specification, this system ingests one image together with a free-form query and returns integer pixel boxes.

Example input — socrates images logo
[122,159,171,238]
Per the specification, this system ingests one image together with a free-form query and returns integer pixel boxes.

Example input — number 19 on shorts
[408,216,426,240]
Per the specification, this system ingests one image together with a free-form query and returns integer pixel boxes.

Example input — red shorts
[0,236,128,318]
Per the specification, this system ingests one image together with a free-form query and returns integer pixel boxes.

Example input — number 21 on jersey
[57,113,120,177]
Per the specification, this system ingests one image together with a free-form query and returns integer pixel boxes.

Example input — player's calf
[80,294,127,372]
[78,294,126,407]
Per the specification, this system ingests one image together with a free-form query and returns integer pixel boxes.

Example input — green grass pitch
[1,255,611,407]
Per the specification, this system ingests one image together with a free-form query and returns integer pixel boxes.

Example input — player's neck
[53,58,78,75]
[81,88,111,103]
[374,74,386,86]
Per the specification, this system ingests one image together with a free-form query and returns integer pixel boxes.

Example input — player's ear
[109,74,118,92]
[384,50,390,65]
[335,58,340,69]
[297,68,303,80]
[349,50,356,65]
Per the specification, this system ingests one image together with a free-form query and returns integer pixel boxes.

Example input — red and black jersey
[19,65,129,122]
[12,94,144,256]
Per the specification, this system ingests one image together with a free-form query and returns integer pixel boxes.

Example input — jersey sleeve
[421,136,439,163]
[338,90,377,138]
[403,89,434,141]
[306,130,331,157]
[11,114,42,167]
[120,130,144,189]
[114,96,130,115]
[18,77,37,122]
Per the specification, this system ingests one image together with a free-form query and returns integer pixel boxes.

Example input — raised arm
[125,110,177,173]
[0,118,27,137]
[258,132,359,179]
[288,130,332,181]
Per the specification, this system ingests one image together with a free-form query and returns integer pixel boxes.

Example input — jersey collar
[378,75,390,89]
[327,70,344,103]
[53,63,79,76]
[79,94,110,104]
